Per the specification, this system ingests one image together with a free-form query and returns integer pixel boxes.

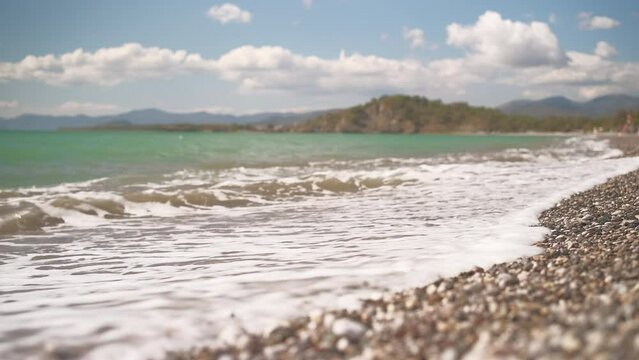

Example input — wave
[0,202,64,236]
[0,136,622,237]
[0,175,414,236]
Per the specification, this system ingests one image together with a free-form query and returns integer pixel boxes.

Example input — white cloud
[402,27,425,49]
[509,51,610,87]
[576,85,620,99]
[57,101,120,115]
[207,3,252,24]
[446,11,566,67]
[176,105,315,116]
[0,43,212,86]
[211,45,439,94]
[1,11,637,103]
[0,12,568,94]
[522,89,552,100]
[302,0,313,9]
[0,100,18,109]
[175,106,238,115]
[578,12,620,30]
[505,48,639,99]
[594,41,617,58]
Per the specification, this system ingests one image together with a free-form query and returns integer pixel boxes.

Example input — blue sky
[0,0,637,117]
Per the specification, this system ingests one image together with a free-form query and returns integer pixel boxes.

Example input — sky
[0,0,637,117]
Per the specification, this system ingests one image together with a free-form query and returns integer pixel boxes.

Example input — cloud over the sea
[0,43,212,86]
[402,27,425,49]
[0,11,637,100]
[207,3,252,24]
[578,12,620,30]
[446,11,566,67]
[594,41,617,58]
[0,100,18,109]
[57,101,120,115]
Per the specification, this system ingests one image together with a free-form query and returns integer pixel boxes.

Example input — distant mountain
[0,109,326,131]
[499,94,639,118]
[4,94,638,132]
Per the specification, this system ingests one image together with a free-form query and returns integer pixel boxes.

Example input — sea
[0,131,637,359]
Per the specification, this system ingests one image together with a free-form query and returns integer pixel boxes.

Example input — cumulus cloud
[212,45,440,94]
[506,49,639,99]
[0,43,212,86]
[0,100,18,109]
[402,27,425,49]
[302,0,313,9]
[447,11,566,67]
[207,3,252,24]
[516,51,611,86]
[594,41,617,58]
[0,11,568,93]
[578,12,620,30]
[1,11,637,102]
[57,101,120,115]
[441,13,634,99]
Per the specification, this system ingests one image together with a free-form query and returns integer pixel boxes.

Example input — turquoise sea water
[2,130,637,360]
[0,131,559,188]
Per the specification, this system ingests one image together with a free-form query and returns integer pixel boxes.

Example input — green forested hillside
[286,95,637,133]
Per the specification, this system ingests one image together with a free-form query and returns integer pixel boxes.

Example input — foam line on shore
[171,144,639,360]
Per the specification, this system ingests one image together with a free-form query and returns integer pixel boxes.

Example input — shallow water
[0,132,637,359]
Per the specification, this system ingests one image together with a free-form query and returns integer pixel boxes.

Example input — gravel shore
[172,136,639,360]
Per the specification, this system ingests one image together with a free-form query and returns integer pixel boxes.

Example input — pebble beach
[171,135,639,360]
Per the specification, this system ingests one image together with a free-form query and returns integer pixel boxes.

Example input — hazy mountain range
[498,94,639,118]
[0,109,327,131]
[1,94,638,131]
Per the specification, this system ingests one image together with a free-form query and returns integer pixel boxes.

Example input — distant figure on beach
[621,113,634,134]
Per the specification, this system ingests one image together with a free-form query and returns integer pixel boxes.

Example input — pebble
[331,318,367,340]
[497,273,518,287]
[336,337,350,352]
[561,333,581,352]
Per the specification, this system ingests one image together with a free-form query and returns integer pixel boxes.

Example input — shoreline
[54,127,636,137]
[170,136,639,360]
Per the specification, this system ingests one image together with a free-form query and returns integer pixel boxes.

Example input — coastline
[605,134,639,157]
[169,136,639,360]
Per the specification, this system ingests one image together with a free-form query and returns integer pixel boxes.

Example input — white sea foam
[0,136,638,360]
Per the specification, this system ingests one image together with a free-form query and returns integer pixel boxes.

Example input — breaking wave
[0,136,623,237]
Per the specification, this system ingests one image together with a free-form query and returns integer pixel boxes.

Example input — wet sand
[170,135,639,360]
